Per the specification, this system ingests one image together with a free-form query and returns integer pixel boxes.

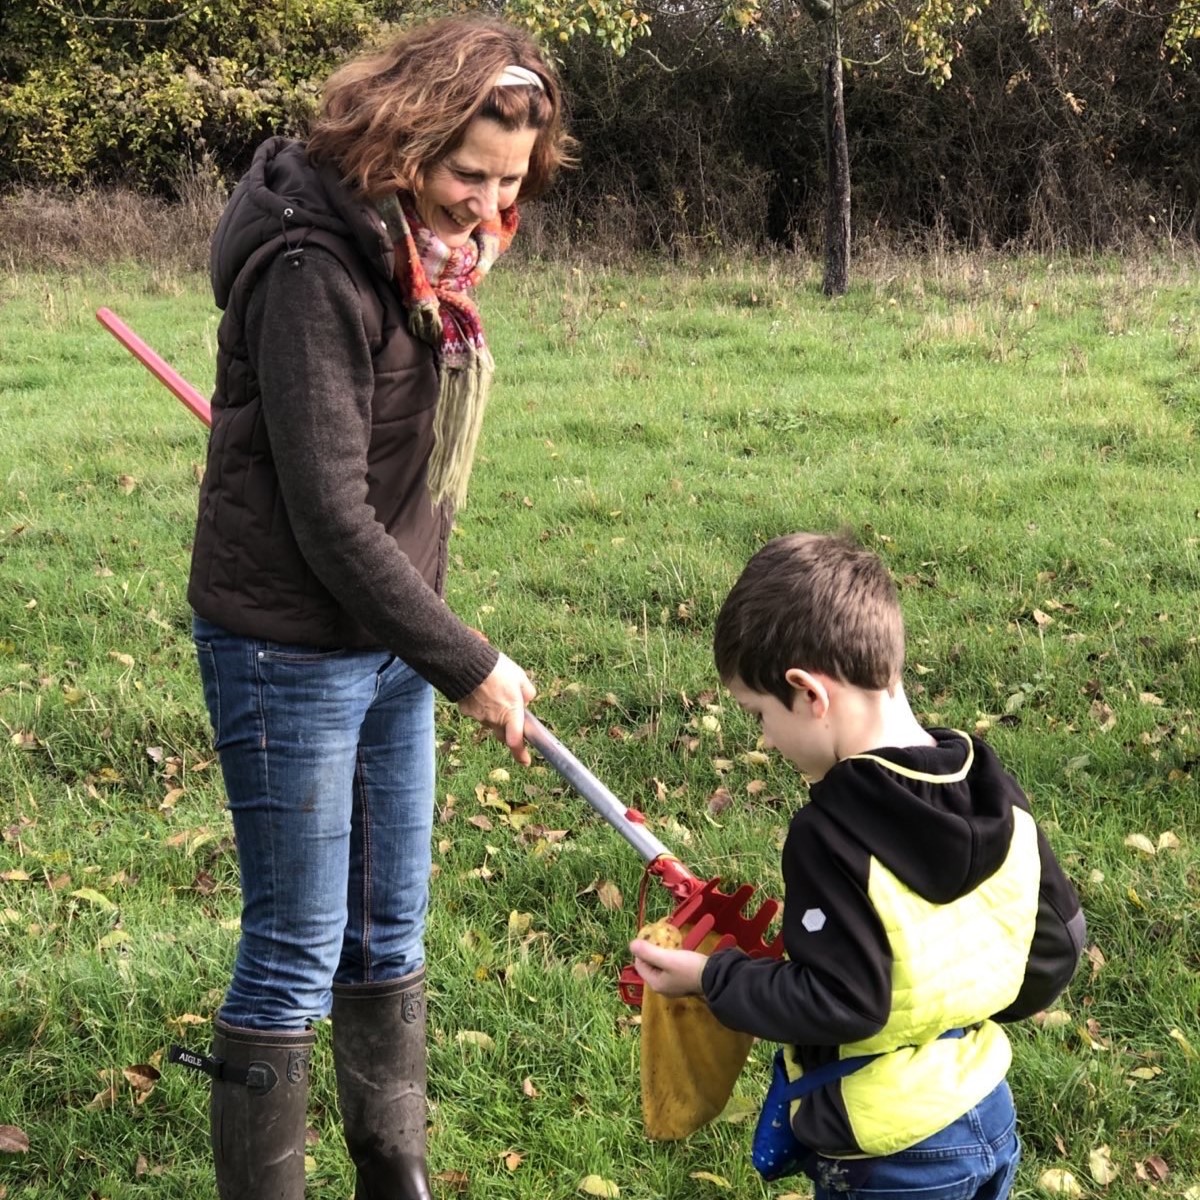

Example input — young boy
[631,532,1085,1199]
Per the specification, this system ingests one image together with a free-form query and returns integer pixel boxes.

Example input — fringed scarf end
[380,190,517,512]
[426,349,495,511]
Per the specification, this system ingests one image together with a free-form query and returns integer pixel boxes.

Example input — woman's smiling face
[412,117,538,247]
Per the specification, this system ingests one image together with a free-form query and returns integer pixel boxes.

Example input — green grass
[1,252,1199,1199]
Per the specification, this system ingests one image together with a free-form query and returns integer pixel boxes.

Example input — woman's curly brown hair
[306,16,574,202]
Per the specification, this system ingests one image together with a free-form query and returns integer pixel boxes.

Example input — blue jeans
[809,1081,1020,1200]
[194,617,435,1031]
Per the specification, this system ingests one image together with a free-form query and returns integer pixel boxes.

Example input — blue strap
[779,1028,966,1102]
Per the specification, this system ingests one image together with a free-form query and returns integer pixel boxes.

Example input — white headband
[495,65,545,90]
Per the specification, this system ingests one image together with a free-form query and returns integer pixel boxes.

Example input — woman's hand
[457,652,537,765]
[629,939,708,997]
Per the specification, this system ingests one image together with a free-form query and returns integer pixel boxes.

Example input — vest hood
[812,731,1020,904]
[210,137,395,310]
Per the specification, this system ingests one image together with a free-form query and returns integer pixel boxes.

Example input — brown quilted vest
[188,139,449,649]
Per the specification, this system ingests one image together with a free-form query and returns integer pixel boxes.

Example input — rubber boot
[209,1018,315,1200]
[332,970,433,1200]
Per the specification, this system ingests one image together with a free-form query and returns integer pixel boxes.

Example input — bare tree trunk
[821,14,850,296]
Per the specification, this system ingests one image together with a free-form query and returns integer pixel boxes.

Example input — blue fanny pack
[751,1029,966,1182]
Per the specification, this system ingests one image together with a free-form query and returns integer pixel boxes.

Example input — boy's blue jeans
[809,1081,1020,1200]
[194,617,435,1031]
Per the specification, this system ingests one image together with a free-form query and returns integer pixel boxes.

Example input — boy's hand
[629,938,707,997]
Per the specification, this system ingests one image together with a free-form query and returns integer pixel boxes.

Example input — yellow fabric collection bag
[637,921,756,1140]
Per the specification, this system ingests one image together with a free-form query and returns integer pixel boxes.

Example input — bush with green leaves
[0,0,378,190]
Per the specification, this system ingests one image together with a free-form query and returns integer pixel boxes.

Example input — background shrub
[1,0,1197,252]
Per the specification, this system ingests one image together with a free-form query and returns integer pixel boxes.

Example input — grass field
[1,252,1199,1199]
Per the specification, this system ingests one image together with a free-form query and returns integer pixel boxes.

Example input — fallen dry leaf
[475,785,510,814]
[707,787,733,815]
[1169,1028,1196,1059]
[1126,1066,1162,1081]
[522,1077,538,1099]
[717,1095,760,1124]
[167,1013,207,1032]
[192,870,217,896]
[1089,1144,1118,1185]
[689,1170,731,1187]
[432,1170,469,1192]
[596,880,623,911]
[503,1151,524,1171]
[86,1084,119,1111]
[0,1126,30,1153]
[455,1030,495,1052]
[661,817,693,846]
[1142,1156,1170,1183]
[71,888,117,911]
[1123,833,1157,856]
[123,1064,161,1095]
[579,1176,620,1198]
[1033,1010,1072,1030]
[1038,1168,1083,1197]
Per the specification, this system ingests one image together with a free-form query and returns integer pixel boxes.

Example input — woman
[185,17,572,1198]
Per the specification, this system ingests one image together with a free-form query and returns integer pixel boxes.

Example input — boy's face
[725,674,839,782]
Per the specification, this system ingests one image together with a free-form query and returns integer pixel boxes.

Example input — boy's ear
[783,668,831,717]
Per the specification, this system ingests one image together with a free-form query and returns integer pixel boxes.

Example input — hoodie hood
[811,730,1021,904]
[210,138,396,310]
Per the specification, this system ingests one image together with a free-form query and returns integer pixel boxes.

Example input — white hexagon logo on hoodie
[801,908,827,932]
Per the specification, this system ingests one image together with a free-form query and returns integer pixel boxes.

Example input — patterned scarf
[376,192,518,510]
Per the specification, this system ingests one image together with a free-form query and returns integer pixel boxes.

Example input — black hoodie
[702,729,1084,1156]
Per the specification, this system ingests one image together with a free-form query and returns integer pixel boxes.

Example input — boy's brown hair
[306,15,574,201]
[713,532,906,707]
